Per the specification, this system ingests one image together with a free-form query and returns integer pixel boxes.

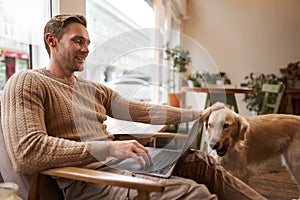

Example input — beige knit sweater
[1,69,198,174]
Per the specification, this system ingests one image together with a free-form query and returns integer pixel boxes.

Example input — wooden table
[182,86,255,113]
[280,88,300,115]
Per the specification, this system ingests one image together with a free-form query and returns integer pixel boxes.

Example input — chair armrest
[40,167,164,192]
[29,167,164,200]
[113,132,187,146]
[147,132,187,139]
[113,132,187,140]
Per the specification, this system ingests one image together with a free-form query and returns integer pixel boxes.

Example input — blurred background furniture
[182,85,255,113]
[279,88,300,115]
[260,82,285,115]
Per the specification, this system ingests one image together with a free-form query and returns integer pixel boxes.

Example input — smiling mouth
[216,138,230,157]
[75,57,86,65]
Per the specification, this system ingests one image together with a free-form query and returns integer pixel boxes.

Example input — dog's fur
[205,107,300,199]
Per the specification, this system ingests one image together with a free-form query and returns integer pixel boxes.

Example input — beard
[77,64,85,72]
[67,61,85,73]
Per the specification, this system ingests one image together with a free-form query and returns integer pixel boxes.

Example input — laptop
[109,118,202,178]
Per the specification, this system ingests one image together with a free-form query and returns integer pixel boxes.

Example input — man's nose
[81,45,89,53]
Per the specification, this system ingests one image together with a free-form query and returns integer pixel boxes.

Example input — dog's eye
[223,123,229,129]
[206,123,213,129]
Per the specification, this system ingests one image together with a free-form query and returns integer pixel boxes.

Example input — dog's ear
[236,116,249,140]
[205,118,209,130]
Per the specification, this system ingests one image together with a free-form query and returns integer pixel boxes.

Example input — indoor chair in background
[260,82,285,115]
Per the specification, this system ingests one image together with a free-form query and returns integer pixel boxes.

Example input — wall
[182,0,300,115]
[59,0,86,15]
[171,0,187,17]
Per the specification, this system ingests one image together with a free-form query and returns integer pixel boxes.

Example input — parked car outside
[103,77,157,102]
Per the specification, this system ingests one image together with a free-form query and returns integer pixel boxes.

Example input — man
[1,14,266,200]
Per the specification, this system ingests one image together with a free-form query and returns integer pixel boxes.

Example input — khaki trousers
[61,151,266,200]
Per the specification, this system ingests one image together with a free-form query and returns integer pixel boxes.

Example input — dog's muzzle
[210,140,220,150]
[209,138,230,157]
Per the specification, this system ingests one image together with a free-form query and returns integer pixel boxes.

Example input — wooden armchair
[29,166,164,200]
[29,131,187,200]
[0,120,186,200]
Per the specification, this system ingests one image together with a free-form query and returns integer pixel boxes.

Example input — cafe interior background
[0,0,299,116]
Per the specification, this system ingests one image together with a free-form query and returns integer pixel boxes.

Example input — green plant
[187,71,232,88]
[279,61,300,88]
[243,73,280,112]
[164,42,191,73]
[201,72,222,85]
[164,42,192,92]
[188,72,202,87]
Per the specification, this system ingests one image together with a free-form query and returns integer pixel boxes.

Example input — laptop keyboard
[142,149,180,173]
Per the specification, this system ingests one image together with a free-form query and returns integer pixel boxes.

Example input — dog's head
[205,107,249,157]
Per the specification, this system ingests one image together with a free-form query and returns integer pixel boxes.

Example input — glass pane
[0,0,50,89]
[86,0,161,102]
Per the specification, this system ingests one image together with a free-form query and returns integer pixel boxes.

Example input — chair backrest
[0,115,31,199]
[0,104,63,200]
[260,82,285,114]
[0,172,3,182]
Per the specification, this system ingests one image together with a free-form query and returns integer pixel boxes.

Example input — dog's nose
[210,141,220,150]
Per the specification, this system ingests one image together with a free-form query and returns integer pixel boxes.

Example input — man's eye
[74,39,90,46]
[75,39,83,45]
[223,123,229,129]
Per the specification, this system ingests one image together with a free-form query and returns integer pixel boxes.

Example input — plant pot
[187,80,194,87]
[168,93,182,107]
[251,110,258,116]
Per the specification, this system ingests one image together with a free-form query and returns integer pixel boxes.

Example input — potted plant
[187,72,202,87]
[164,42,192,107]
[187,71,232,88]
[242,72,280,114]
[279,61,300,88]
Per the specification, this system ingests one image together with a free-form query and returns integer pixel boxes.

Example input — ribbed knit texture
[1,68,197,174]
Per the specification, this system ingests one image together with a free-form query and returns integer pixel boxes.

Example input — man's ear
[237,116,249,140]
[45,33,57,47]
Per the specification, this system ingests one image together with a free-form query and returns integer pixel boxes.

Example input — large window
[0,0,50,89]
[0,0,186,102]
[85,0,164,102]
[86,0,155,81]
[85,0,186,103]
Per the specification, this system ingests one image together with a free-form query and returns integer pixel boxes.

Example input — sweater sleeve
[0,71,108,174]
[107,91,198,125]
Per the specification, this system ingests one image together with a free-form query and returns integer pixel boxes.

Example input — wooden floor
[248,159,299,200]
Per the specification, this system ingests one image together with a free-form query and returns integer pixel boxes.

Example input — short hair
[44,14,87,55]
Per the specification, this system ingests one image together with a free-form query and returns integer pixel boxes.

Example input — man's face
[54,22,90,72]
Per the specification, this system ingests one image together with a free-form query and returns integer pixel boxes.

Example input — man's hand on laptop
[107,140,153,167]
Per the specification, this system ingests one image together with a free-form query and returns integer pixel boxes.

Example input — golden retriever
[205,107,300,199]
